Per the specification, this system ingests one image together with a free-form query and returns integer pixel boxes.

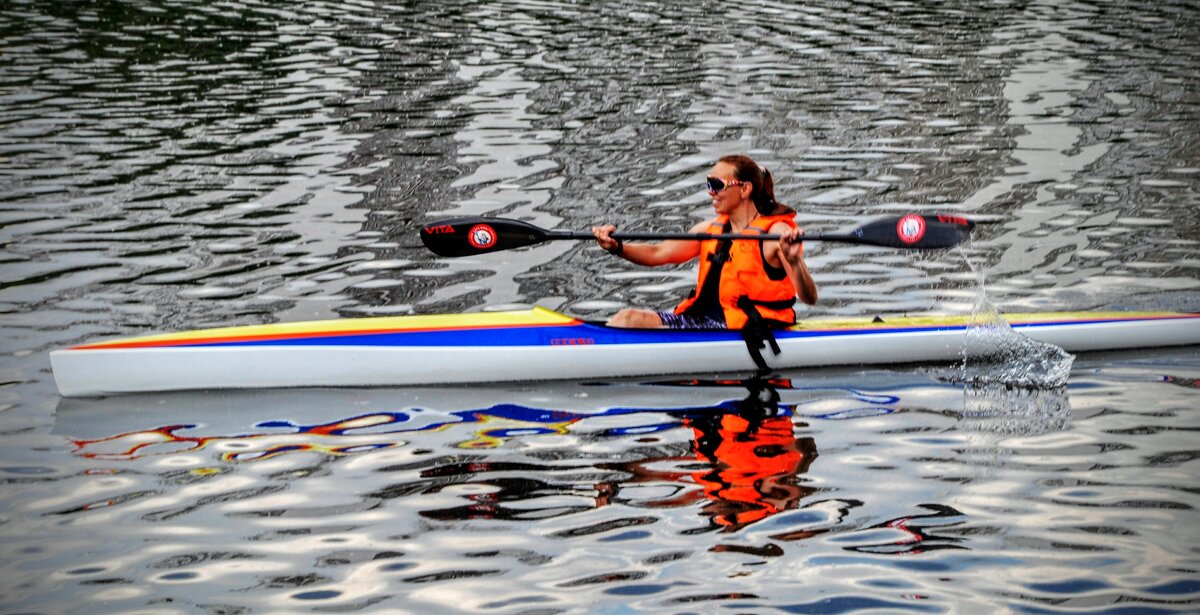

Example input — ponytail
[718,154,794,216]
[754,167,778,216]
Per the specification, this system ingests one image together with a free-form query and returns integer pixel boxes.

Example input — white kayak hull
[50,308,1200,397]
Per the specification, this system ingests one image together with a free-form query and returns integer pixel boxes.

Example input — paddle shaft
[550,230,847,242]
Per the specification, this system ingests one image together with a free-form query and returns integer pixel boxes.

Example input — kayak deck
[51,307,1200,397]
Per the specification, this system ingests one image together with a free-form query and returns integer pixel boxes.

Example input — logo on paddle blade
[896,214,926,244]
[468,224,498,249]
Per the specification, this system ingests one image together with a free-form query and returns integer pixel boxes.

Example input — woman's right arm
[592,220,707,266]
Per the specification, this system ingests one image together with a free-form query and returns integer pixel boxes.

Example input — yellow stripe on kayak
[788,311,1197,331]
[73,306,580,349]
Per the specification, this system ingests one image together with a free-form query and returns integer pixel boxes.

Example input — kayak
[50,307,1200,397]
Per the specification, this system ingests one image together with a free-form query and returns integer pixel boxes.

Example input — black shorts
[656,311,726,330]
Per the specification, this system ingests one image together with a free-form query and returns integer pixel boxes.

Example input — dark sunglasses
[706,176,744,194]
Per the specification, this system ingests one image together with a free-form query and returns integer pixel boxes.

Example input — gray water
[2,1,1198,613]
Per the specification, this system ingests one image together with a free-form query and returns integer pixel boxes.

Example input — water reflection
[956,383,1072,437]
[58,370,1077,544]
[403,380,820,532]
[58,378,873,534]
[677,382,817,531]
[843,504,968,556]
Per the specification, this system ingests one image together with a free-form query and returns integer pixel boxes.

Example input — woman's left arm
[768,221,818,305]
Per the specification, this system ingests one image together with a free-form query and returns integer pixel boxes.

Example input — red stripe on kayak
[71,320,583,350]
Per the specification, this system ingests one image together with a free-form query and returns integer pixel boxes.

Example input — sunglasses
[706,176,744,194]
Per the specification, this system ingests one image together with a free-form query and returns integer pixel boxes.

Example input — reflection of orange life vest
[674,214,799,329]
[689,414,805,527]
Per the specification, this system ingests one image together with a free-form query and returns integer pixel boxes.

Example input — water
[2,0,1199,612]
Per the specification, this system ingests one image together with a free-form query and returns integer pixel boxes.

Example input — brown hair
[719,155,794,216]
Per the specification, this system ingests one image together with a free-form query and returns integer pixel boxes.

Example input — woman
[593,154,817,329]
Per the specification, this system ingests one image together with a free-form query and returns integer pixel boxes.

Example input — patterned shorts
[656,311,727,330]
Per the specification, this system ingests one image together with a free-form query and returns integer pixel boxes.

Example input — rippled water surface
[2,0,1198,612]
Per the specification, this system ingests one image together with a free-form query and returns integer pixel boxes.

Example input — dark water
[2,0,1199,612]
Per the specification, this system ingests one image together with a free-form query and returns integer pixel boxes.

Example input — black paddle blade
[420,217,553,257]
[850,214,975,250]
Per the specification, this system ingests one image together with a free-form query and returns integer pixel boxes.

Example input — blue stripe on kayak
[164,321,974,348]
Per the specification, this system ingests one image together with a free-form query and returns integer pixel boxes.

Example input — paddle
[420,214,974,257]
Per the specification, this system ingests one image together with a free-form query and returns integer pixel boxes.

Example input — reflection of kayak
[54,375,899,435]
[52,377,886,461]
[50,307,1200,397]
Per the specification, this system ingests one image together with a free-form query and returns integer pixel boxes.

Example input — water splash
[946,248,1075,389]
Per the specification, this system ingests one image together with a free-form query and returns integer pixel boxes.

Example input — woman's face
[707,162,749,214]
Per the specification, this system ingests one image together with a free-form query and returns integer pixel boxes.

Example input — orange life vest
[674,214,799,329]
